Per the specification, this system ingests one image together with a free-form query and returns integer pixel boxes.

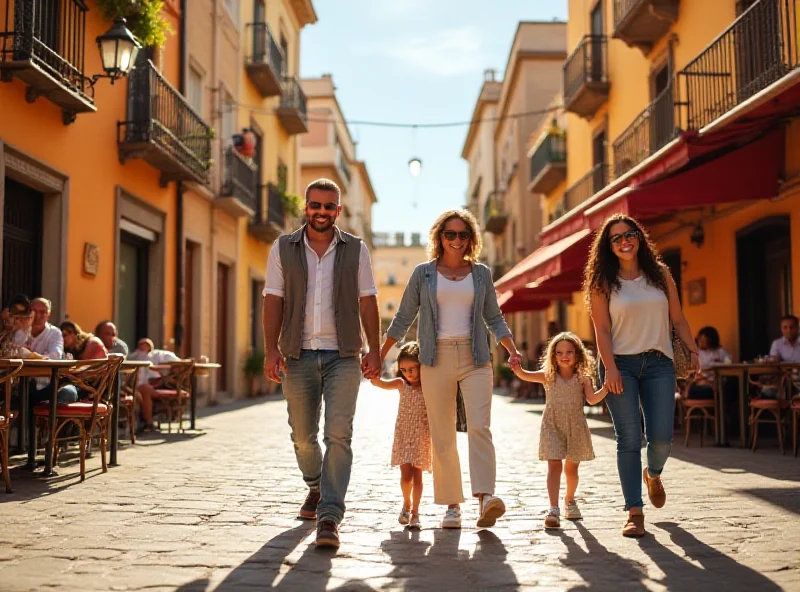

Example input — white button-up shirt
[263,231,377,351]
[27,323,65,389]
[770,336,800,362]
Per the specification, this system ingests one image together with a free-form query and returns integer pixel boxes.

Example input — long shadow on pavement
[643,521,784,591]
[738,486,800,515]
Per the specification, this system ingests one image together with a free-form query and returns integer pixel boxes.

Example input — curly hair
[583,214,668,310]
[426,209,482,262]
[60,320,92,356]
[395,341,421,384]
[540,332,596,387]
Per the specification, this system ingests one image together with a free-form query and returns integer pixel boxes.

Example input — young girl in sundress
[512,332,608,529]
[371,341,431,529]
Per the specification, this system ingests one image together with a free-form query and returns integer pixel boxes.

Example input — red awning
[495,228,592,294]
[497,271,583,314]
[585,127,785,227]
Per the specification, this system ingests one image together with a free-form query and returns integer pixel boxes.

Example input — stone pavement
[1,382,799,591]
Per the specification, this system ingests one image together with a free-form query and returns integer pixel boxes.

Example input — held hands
[506,350,522,370]
[604,365,624,395]
[264,349,285,383]
[361,349,381,380]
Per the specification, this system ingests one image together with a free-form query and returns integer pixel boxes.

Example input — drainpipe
[174,0,188,354]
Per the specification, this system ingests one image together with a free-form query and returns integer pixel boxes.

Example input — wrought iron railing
[222,147,258,210]
[257,182,285,228]
[529,133,567,184]
[563,35,609,105]
[119,60,212,182]
[612,83,681,176]
[280,76,307,119]
[338,149,352,183]
[0,0,93,102]
[564,163,609,209]
[484,190,506,220]
[613,0,641,29]
[246,22,284,75]
[680,0,798,130]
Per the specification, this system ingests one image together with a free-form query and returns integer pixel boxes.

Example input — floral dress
[391,382,432,472]
[539,374,595,463]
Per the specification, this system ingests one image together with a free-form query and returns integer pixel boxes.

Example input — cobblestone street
[1,382,799,591]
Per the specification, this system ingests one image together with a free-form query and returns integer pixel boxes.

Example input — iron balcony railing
[613,0,641,27]
[222,147,258,211]
[563,35,609,106]
[483,190,508,234]
[257,182,285,228]
[246,22,284,76]
[0,0,92,103]
[280,76,307,118]
[529,133,567,185]
[680,0,798,130]
[612,83,681,177]
[119,60,212,183]
[564,163,609,209]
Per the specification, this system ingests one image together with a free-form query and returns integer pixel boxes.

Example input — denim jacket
[386,261,512,367]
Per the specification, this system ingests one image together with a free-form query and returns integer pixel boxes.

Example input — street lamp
[94,18,141,85]
[408,157,422,178]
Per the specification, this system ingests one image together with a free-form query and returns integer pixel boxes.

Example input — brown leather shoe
[315,519,340,548]
[643,468,666,508]
[622,512,645,538]
[297,489,321,520]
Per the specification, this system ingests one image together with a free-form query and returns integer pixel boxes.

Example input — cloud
[383,26,484,77]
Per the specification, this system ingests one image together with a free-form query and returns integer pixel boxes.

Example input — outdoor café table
[110,360,151,466]
[13,358,77,476]
[150,362,221,430]
[712,361,800,448]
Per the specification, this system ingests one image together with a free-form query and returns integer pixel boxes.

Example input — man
[769,315,800,394]
[263,178,380,549]
[127,338,180,430]
[95,321,129,357]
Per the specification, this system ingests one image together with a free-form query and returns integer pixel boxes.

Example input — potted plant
[243,349,265,397]
[97,0,172,47]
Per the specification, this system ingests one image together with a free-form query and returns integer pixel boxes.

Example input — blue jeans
[282,350,361,524]
[29,382,80,407]
[600,351,676,510]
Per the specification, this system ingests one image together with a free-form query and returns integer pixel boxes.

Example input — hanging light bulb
[408,157,422,178]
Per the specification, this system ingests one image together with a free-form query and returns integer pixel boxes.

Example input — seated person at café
[0,293,33,356]
[688,326,732,399]
[94,321,129,357]
[127,338,180,431]
[60,321,108,360]
[768,314,800,396]
[28,298,79,407]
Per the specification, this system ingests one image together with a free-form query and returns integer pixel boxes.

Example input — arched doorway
[736,216,793,361]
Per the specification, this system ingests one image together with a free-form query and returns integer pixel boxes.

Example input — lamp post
[94,18,141,85]
[408,157,422,178]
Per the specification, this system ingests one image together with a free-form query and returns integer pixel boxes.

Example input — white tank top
[608,275,674,358]
[436,272,474,338]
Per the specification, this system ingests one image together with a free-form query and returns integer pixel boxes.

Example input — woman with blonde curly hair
[380,209,523,530]
[584,214,698,538]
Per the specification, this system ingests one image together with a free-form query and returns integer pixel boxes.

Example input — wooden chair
[151,360,195,433]
[748,368,789,454]
[679,372,718,447]
[791,394,800,457]
[0,360,24,493]
[33,355,124,481]
[119,368,139,443]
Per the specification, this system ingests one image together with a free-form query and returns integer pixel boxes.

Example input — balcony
[564,164,609,210]
[118,60,212,185]
[217,147,258,218]
[613,84,680,177]
[245,22,284,98]
[276,76,308,135]
[563,35,610,119]
[0,0,95,124]
[528,133,567,194]
[680,0,799,130]
[249,183,286,243]
[483,191,508,235]
[613,0,680,53]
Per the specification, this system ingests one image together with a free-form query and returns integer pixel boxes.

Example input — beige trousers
[420,339,496,505]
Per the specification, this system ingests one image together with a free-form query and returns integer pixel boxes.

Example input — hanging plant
[96,0,173,48]
[280,192,303,218]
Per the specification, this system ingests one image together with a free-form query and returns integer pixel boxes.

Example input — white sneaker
[544,507,561,529]
[398,508,411,525]
[441,507,462,529]
[564,500,582,520]
[476,495,506,528]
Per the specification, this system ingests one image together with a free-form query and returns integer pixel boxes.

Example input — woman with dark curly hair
[381,209,522,530]
[584,214,698,537]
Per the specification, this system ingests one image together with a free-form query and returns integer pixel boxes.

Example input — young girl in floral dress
[512,332,608,529]
[371,342,431,529]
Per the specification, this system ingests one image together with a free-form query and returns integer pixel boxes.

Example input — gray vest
[277,225,363,359]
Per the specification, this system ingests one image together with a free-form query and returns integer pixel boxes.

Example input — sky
[300,0,568,237]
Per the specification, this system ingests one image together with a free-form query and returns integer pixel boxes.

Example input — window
[187,65,203,114]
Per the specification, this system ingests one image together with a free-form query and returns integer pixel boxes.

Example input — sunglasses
[306,201,338,212]
[442,230,472,241]
[609,229,640,246]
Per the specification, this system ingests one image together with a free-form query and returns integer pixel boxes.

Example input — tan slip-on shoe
[622,512,645,538]
[643,468,666,509]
